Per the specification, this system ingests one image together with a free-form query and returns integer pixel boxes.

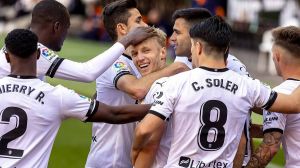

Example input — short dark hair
[172,8,212,27]
[103,0,137,41]
[5,29,38,58]
[190,16,232,54]
[31,0,70,28]
[272,26,300,57]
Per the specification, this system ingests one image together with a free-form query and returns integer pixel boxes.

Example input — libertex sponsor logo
[178,156,228,168]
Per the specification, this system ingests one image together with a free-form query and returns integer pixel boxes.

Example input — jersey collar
[8,74,37,79]
[199,66,228,72]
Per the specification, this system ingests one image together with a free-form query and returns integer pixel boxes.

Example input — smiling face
[131,37,166,76]
[170,18,192,57]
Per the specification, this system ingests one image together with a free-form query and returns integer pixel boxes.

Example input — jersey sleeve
[58,86,98,121]
[37,44,64,77]
[149,77,179,120]
[142,77,169,104]
[110,57,135,89]
[263,110,285,134]
[226,54,250,77]
[248,78,277,109]
[52,42,125,82]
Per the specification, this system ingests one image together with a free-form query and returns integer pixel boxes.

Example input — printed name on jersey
[178,156,229,168]
[113,61,130,73]
[40,48,57,62]
[191,78,239,94]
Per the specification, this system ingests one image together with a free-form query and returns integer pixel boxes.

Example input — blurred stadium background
[1,0,300,167]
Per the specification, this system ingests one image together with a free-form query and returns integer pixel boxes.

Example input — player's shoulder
[38,43,60,63]
[273,79,300,93]
[226,54,250,76]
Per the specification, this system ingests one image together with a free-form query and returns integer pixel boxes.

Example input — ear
[196,41,202,56]
[160,47,167,61]
[53,21,61,33]
[5,52,10,63]
[116,23,128,36]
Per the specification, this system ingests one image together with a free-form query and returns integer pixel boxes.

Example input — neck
[282,72,300,81]
[31,26,49,49]
[10,60,37,77]
[197,54,226,69]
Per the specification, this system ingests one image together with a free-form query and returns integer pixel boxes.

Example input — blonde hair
[149,27,167,47]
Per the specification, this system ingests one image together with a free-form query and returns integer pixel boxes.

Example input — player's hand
[119,27,155,48]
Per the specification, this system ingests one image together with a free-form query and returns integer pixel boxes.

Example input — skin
[131,37,168,168]
[131,38,166,76]
[246,44,300,168]
[170,18,192,57]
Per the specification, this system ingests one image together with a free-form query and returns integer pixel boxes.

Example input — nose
[136,53,145,62]
[170,32,176,44]
[141,21,148,27]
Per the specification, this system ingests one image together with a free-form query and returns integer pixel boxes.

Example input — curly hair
[5,29,38,58]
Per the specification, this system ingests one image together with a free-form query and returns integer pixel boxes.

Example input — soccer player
[130,27,173,168]
[0,0,155,81]
[246,26,300,168]
[0,29,151,167]
[171,8,251,167]
[131,16,300,168]
[85,0,188,167]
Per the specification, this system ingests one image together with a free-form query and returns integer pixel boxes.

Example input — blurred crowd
[0,0,299,47]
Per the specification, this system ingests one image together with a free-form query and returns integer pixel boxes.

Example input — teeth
[139,64,149,68]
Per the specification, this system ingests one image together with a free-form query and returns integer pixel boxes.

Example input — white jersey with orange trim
[86,54,140,168]
[263,79,300,168]
[150,67,276,168]
[0,76,97,168]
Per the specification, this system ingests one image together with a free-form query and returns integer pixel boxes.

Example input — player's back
[0,76,84,167]
[263,79,300,168]
[154,67,271,168]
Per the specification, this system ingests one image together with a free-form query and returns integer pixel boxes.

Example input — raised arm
[117,62,189,100]
[268,87,300,114]
[49,27,156,82]
[86,101,151,124]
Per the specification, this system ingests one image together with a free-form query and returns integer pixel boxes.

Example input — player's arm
[117,62,189,100]
[245,131,282,168]
[86,101,151,124]
[267,87,300,113]
[47,27,156,82]
[250,124,263,138]
[131,113,165,165]
[134,122,166,168]
[233,132,246,168]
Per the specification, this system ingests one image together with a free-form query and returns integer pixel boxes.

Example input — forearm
[131,63,188,99]
[246,132,281,168]
[233,133,246,168]
[88,102,150,124]
[134,143,159,168]
[54,42,125,82]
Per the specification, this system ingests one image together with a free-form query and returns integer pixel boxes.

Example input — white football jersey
[150,67,276,168]
[0,43,62,80]
[141,77,171,168]
[0,76,97,168]
[86,54,140,168]
[0,42,125,82]
[165,54,252,167]
[263,79,300,168]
